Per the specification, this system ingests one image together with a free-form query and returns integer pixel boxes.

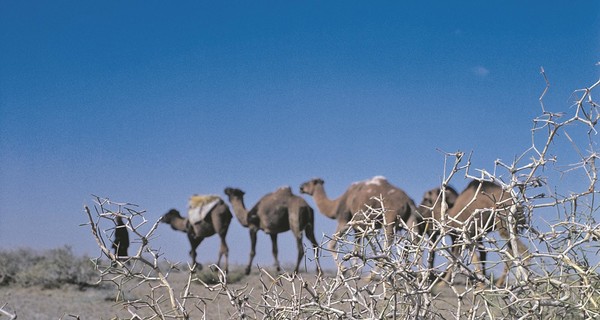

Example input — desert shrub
[0,246,98,289]
[194,266,246,285]
[0,248,39,286]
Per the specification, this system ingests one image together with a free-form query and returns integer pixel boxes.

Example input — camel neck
[311,185,339,219]
[169,216,188,232]
[229,197,250,227]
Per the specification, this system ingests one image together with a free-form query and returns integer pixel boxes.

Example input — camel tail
[302,205,313,229]
[303,206,321,265]
[302,206,316,238]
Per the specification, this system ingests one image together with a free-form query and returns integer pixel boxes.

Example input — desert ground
[0,266,327,319]
[0,264,474,320]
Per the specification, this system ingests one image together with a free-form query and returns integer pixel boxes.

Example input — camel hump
[188,194,222,225]
[350,176,388,187]
[363,176,388,185]
[465,179,499,192]
[272,186,293,197]
[275,185,293,194]
[368,175,387,184]
[189,194,221,208]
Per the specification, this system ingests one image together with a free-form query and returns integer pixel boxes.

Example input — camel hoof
[191,263,203,273]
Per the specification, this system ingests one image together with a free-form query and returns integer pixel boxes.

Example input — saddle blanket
[188,194,220,225]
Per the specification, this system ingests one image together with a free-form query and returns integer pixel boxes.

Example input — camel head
[299,178,324,196]
[418,186,459,217]
[224,187,245,199]
[161,209,183,224]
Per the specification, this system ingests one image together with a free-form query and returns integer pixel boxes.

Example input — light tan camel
[161,196,232,272]
[420,180,528,286]
[224,186,321,275]
[299,176,419,253]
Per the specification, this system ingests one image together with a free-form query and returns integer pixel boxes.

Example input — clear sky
[1,1,599,269]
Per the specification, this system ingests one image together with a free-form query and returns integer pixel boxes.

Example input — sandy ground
[0,266,479,320]
[0,284,125,319]
[1,267,290,319]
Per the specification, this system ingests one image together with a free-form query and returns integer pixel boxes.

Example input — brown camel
[417,186,459,278]
[299,176,419,254]
[161,195,232,272]
[419,180,528,286]
[223,186,321,275]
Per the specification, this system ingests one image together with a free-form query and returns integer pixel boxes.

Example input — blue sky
[1,1,599,269]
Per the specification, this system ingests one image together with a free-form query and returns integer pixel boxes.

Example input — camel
[112,216,130,258]
[161,195,232,272]
[299,176,419,254]
[223,186,321,275]
[419,180,528,287]
[417,186,458,278]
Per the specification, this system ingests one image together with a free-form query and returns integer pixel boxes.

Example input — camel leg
[495,235,512,287]
[329,222,350,261]
[383,212,397,250]
[245,228,258,275]
[496,228,528,287]
[470,241,487,287]
[495,259,509,287]
[442,235,460,284]
[384,223,395,252]
[214,218,230,273]
[188,234,204,271]
[327,235,338,258]
[427,231,440,281]
[477,240,487,278]
[270,233,281,272]
[217,232,229,274]
[293,233,304,274]
[305,223,322,274]
[288,210,304,274]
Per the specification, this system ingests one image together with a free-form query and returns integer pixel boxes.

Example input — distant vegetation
[0,246,98,289]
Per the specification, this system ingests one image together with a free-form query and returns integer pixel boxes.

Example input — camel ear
[224,187,244,196]
[316,178,324,185]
